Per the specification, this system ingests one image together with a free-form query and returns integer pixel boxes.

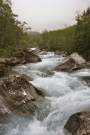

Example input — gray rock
[15,49,41,64]
[0,49,41,67]
[55,53,86,72]
[0,95,11,116]
[0,75,44,116]
[70,53,86,65]
[64,112,90,135]
[0,49,41,77]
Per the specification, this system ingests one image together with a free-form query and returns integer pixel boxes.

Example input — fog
[12,0,90,32]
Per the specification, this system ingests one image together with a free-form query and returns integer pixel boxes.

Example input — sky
[11,0,90,32]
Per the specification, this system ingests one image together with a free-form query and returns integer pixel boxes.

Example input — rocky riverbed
[0,48,90,135]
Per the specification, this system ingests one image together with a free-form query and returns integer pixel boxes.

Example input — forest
[0,0,90,60]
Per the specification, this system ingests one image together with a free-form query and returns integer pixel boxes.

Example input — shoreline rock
[0,75,44,117]
[64,111,90,135]
[15,49,41,64]
[0,48,41,77]
[55,52,87,72]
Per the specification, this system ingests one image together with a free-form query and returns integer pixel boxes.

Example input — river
[0,52,90,135]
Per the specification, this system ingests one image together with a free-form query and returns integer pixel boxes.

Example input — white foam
[4,52,90,135]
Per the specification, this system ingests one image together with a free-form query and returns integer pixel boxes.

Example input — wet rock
[0,49,41,77]
[0,95,11,116]
[55,58,77,72]
[0,50,41,66]
[39,50,47,55]
[28,47,42,55]
[70,53,86,65]
[74,69,90,87]
[55,50,68,56]
[29,48,48,55]
[55,53,86,72]
[15,49,41,64]
[81,76,90,87]
[0,75,44,116]
[64,112,90,135]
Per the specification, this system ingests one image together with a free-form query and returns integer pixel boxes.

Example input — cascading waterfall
[1,52,90,135]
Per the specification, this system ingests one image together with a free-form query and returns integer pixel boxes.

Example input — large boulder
[15,49,41,64]
[0,49,41,67]
[64,112,90,135]
[70,53,86,65]
[55,53,86,72]
[0,75,44,116]
[0,49,41,77]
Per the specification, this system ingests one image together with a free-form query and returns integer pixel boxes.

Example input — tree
[74,8,90,59]
[0,0,23,49]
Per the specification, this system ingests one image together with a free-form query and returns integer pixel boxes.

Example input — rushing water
[1,52,90,135]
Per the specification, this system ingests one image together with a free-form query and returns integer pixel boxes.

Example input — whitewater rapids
[1,52,90,135]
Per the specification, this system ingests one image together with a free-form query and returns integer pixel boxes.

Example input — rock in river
[64,111,90,135]
[0,75,44,116]
[0,49,41,77]
[0,49,41,66]
[15,49,41,64]
[55,52,86,72]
